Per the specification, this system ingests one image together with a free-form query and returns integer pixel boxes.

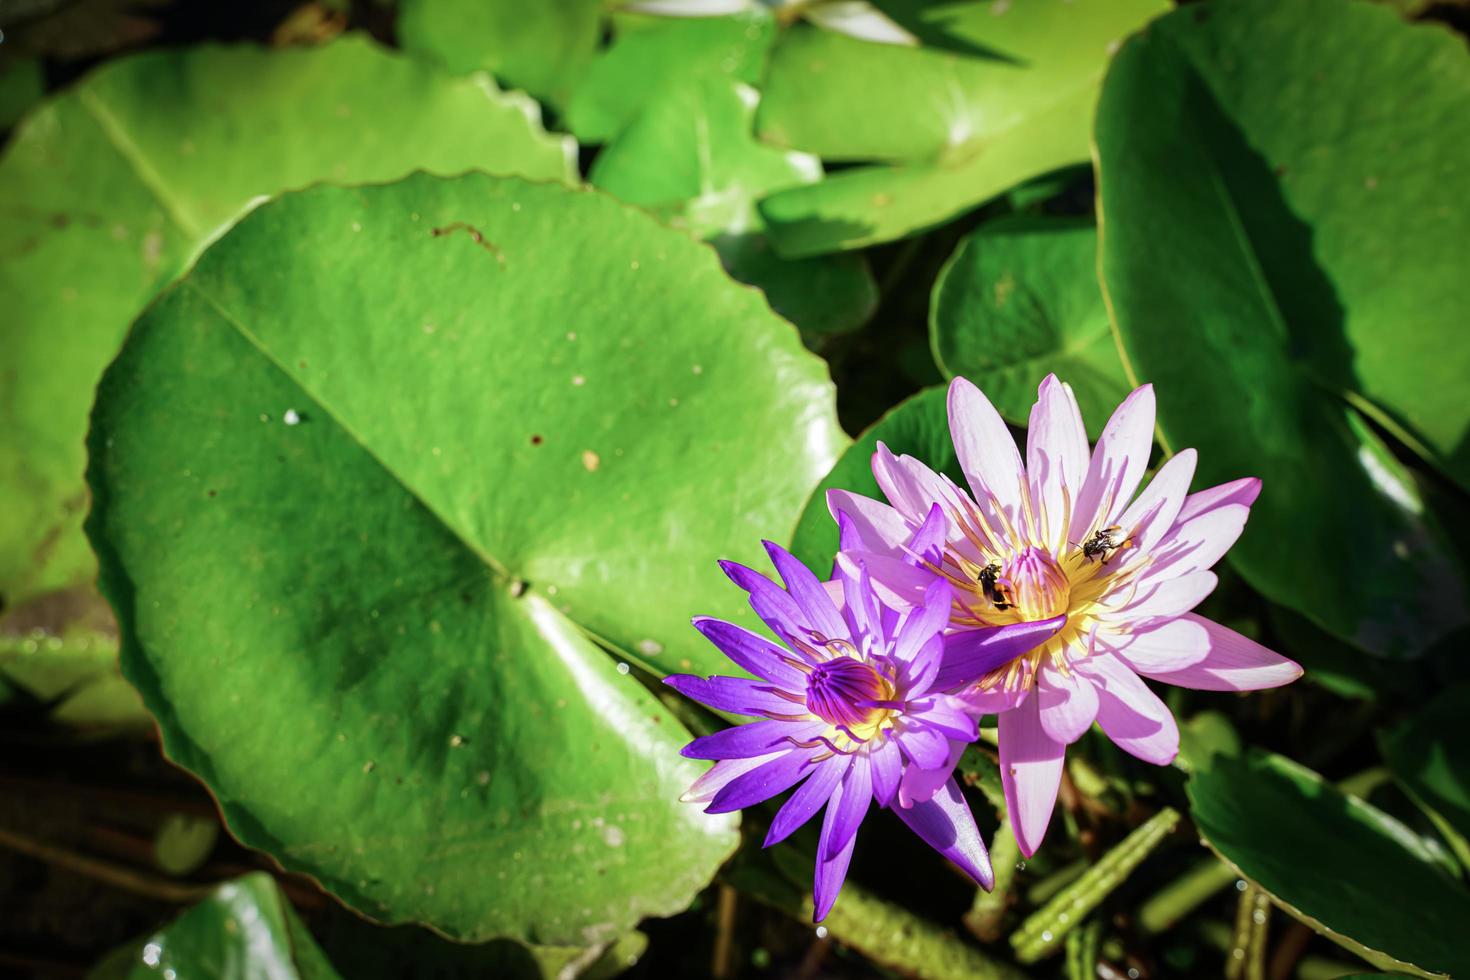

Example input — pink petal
[1143,501,1251,583]
[1071,384,1155,537]
[999,692,1065,857]
[836,551,931,610]
[869,738,902,807]
[960,685,1028,717]
[1036,666,1100,744]
[1140,614,1303,691]
[1027,375,1090,551]
[898,741,964,807]
[1106,617,1212,673]
[1176,476,1261,524]
[827,489,913,553]
[1116,449,1197,558]
[1104,570,1216,622]
[948,377,1029,533]
[1079,654,1178,766]
[873,443,971,530]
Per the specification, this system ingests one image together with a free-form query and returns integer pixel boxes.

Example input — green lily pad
[567,10,775,144]
[1188,750,1470,978]
[0,35,574,612]
[591,76,875,336]
[91,873,340,980]
[1094,0,1469,658]
[86,172,846,942]
[754,0,1166,256]
[930,215,1129,438]
[1380,684,1470,869]
[396,0,604,109]
[789,385,957,573]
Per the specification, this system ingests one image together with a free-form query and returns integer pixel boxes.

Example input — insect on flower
[666,534,1062,921]
[832,375,1304,857]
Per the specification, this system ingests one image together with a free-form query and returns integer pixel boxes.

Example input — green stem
[965,816,1021,942]
[1011,807,1181,963]
[1225,884,1270,980]
[1138,857,1238,934]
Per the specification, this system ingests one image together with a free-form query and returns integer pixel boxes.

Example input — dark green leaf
[1189,750,1470,977]
[930,215,1129,438]
[1381,684,1470,869]
[1095,0,1469,658]
[87,172,846,943]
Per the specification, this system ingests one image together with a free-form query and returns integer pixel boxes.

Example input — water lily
[831,375,1303,857]
[667,537,1059,920]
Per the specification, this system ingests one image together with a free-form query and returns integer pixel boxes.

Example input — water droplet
[691,364,703,375]
[448,734,465,747]
[616,662,630,675]
[1016,861,1026,870]
[1252,909,1267,924]
[1235,879,1248,892]
[582,450,600,472]
[163,970,176,980]
[142,942,163,967]
[636,639,663,656]
[572,375,585,386]
[566,331,577,341]
[602,825,625,846]
[814,925,829,939]
[1040,930,1053,942]
[283,409,300,426]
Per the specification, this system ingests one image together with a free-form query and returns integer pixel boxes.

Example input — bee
[977,562,1014,610]
[1082,526,1132,565]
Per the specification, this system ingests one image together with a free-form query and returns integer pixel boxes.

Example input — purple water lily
[832,375,1304,857]
[667,536,1061,920]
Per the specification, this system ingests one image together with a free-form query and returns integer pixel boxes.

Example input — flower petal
[894,578,952,666]
[1142,499,1252,583]
[1027,375,1090,551]
[1139,614,1303,692]
[692,617,807,687]
[898,742,964,806]
[836,550,932,611]
[714,563,815,657]
[664,674,805,716]
[681,718,823,760]
[813,778,861,922]
[683,752,784,804]
[869,738,903,808]
[1104,570,1216,622]
[766,754,850,847]
[895,720,952,770]
[823,757,873,860]
[948,376,1029,531]
[828,489,912,553]
[765,540,849,643]
[1071,384,1155,536]
[707,748,819,813]
[931,616,1066,691]
[874,443,972,528]
[906,694,979,742]
[893,777,994,889]
[1116,449,1197,558]
[1037,666,1100,745]
[1106,617,1212,673]
[1079,653,1179,765]
[999,692,1065,858]
[1176,476,1261,524]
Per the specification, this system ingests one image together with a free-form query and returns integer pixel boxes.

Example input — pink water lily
[832,375,1303,857]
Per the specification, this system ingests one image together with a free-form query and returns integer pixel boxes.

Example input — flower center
[966,546,1072,624]
[805,656,893,732]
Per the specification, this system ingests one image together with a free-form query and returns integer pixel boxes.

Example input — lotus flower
[667,537,1060,920]
[831,375,1303,857]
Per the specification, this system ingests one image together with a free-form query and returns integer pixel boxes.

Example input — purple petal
[905,694,978,742]
[899,742,964,807]
[869,739,902,808]
[895,721,952,770]
[901,634,944,699]
[766,754,851,848]
[999,692,1065,858]
[948,377,1029,532]
[960,685,1028,717]
[822,758,873,861]
[835,554,883,644]
[1103,571,1216,623]
[714,564,814,656]
[1071,384,1155,536]
[692,617,807,687]
[813,783,861,922]
[893,578,952,666]
[931,616,1066,691]
[1027,376,1090,551]
[828,490,912,553]
[765,541,849,644]
[836,550,931,611]
[1176,476,1261,524]
[1107,617,1212,673]
[664,674,805,716]
[906,503,949,567]
[681,718,822,760]
[1139,614,1302,692]
[894,777,994,889]
[683,753,783,804]
[1078,654,1178,765]
[1142,496,1252,582]
[1036,666,1099,745]
[707,748,818,813]
[873,442,973,530]
[1116,449,1197,557]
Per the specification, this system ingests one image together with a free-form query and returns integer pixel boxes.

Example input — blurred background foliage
[2,0,1470,977]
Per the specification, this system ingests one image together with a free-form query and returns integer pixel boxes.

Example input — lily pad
[930,216,1129,438]
[91,873,340,980]
[1188,750,1470,978]
[1380,684,1470,869]
[754,0,1166,256]
[591,77,875,335]
[0,35,575,611]
[86,172,846,942]
[1094,0,1469,657]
